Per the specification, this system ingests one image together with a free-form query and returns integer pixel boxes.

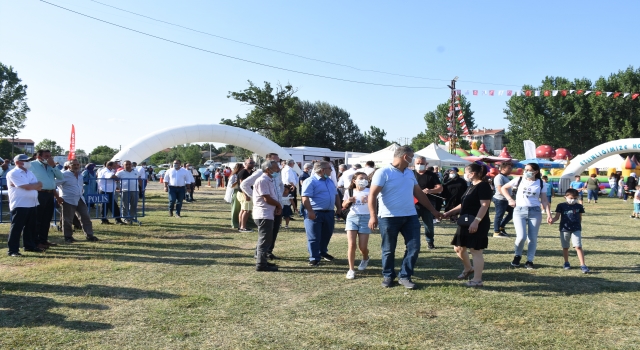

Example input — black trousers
[35,191,55,244]
[268,215,283,254]
[8,207,38,253]
[101,191,122,221]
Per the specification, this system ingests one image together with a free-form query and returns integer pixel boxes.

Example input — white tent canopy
[415,143,471,168]
[348,143,400,167]
[587,154,624,171]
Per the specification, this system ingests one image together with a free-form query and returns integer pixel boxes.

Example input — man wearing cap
[57,159,100,243]
[6,154,43,256]
[30,149,65,249]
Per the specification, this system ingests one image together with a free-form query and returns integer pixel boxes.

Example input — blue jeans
[416,205,434,244]
[513,206,542,262]
[168,186,186,214]
[608,184,618,197]
[303,210,335,261]
[587,189,598,201]
[379,215,421,280]
[492,198,513,232]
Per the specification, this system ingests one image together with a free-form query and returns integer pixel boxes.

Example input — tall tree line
[504,67,640,159]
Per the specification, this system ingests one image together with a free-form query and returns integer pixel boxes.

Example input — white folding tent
[587,154,624,171]
[347,143,400,167]
[415,143,471,168]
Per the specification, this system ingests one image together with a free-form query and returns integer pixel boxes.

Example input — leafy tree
[0,139,21,159]
[89,145,119,165]
[149,144,204,166]
[362,126,391,153]
[223,81,304,147]
[0,63,29,137]
[412,95,476,151]
[303,102,365,151]
[35,139,65,155]
[504,67,640,158]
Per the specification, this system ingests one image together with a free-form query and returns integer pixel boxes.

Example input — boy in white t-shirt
[342,172,371,279]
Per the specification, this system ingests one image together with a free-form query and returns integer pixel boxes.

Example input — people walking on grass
[548,188,590,273]
[569,175,585,205]
[237,158,256,232]
[586,173,600,204]
[631,185,640,219]
[252,160,282,272]
[368,146,442,289]
[229,163,244,229]
[6,154,43,256]
[281,185,294,228]
[443,163,492,287]
[623,173,638,202]
[501,163,551,270]
[301,161,342,267]
[57,159,100,242]
[163,159,192,218]
[492,162,513,238]
[608,173,619,198]
[342,172,371,280]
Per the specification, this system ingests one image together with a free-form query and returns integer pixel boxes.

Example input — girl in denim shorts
[342,172,371,279]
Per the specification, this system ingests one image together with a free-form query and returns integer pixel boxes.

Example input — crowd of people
[7,146,640,288]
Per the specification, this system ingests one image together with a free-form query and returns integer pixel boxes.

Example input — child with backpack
[342,172,371,279]
[548,188,590,273]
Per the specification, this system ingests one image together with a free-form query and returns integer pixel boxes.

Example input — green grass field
[1,183,639,349]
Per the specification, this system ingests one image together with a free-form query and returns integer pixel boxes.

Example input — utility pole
[209,143,212,161]
[447,76,459,154]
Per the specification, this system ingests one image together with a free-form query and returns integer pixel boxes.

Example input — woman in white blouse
[500,163,551,270]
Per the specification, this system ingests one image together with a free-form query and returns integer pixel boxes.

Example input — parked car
[156,169,167,181]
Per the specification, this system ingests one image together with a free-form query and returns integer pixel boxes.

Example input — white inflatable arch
[559,138,640,191]
[112,124,298,170]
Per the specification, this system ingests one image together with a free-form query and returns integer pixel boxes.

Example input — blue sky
[2,0,638,153]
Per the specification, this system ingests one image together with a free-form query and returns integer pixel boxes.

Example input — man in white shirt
[57,159,99,242]
[337,164,357,189]
[362,161,375,176]
[98,161,124,225]
[116,160,142,224]
[241,153,284,259]
[163,159,191,218]
[6,154,43,256]
[281,159,299,213]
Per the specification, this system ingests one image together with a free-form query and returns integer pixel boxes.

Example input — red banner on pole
[68,124,76,160]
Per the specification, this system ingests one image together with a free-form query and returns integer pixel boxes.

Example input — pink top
[252,173,277,220]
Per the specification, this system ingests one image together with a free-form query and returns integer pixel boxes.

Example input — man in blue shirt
[368,146,442,289]
[301,161,342,266]
[29,149,64,249]
[569,175,585,204]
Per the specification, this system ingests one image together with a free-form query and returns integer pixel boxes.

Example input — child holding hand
[548,188,590,273]
[342,172,371,280]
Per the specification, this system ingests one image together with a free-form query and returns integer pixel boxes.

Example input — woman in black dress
[443,163,492,287]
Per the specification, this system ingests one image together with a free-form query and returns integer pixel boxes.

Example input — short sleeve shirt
[252,173,277,220]
[570,181,584,190]
[116,169,140,191]
[301,174,337,210]
[460,181,493,223]
[554,202,584,232]
[343,188,370,215]
[6,168,39,210]
[507,178,547,207]
[238,169,253,186]
[492,173,511,200]
[415,170,440,206]
[371,164,418,217]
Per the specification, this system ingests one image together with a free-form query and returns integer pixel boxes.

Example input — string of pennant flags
[454,89,640,99]
[448,96,470,136]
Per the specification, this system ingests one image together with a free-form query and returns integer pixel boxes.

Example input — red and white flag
[68,124,76,160]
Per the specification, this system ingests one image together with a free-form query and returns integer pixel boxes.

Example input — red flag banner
[543,90,550,97]
[561,90,567,96]
[633,93,639,100]
[68,124,76,160]
[614,92,621,98]
[473,90,478,95]
[595,91,602,96]
[506,90,513,96]
[525,90,532,96]
[489,90,495,96]
[577,90,583,95]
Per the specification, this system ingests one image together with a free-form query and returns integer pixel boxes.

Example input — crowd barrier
[1,178,146,226]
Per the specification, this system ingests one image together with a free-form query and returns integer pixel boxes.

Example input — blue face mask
[525,171,535,179]
[271,172,280,179]
[324,174,330,179]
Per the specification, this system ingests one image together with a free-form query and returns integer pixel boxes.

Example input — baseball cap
[14,154,30,162]
[449,167,459,173]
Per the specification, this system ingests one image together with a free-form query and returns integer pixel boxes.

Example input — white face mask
[449,173,457,178]
[566,198,576,204]
[416,164,427,171]
[356,179,369,188]
[463,173,470,182]
[525,171,535,179]
[22,161,32,170]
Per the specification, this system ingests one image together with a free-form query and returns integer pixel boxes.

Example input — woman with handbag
[443,163,492,287]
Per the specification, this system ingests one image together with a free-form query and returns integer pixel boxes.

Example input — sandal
[465,280,483,288]
[457,269,474,280]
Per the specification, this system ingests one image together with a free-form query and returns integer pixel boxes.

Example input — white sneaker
[346,269,355,279]
[358,258,370,271]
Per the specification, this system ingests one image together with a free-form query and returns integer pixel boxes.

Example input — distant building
[3,138,35,155]
[464,129,504,152]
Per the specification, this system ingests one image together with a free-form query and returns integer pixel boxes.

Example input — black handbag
[457,214,475,227]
